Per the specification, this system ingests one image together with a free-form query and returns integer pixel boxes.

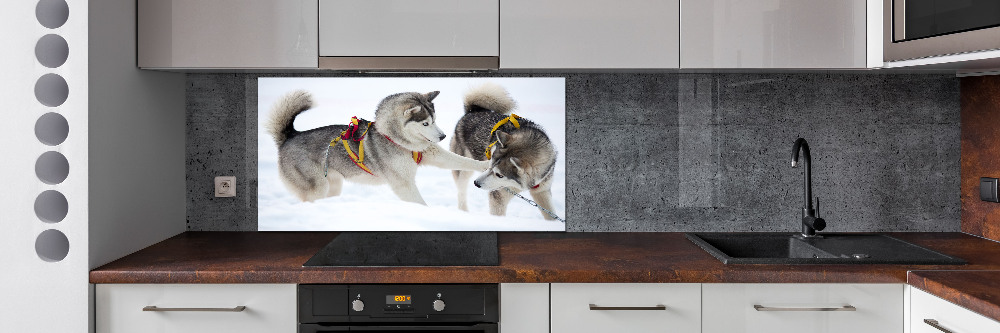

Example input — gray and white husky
[267,90,489,204]
[450,83,559,220]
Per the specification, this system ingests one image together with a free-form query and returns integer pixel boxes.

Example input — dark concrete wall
[187,73,960,232]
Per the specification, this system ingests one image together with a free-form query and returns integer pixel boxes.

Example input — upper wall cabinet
[318,0,499,70]
[681,0,873,68]
[500,0,680,69]
[137,0,318,69]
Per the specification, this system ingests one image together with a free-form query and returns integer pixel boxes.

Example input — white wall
[88,0,186,270]
[0,0,90,331]
[0,0,185,331]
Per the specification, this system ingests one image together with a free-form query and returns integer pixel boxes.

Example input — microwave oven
[884,0,1000,62]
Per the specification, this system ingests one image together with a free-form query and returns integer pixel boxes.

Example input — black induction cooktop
[303,232,500,267]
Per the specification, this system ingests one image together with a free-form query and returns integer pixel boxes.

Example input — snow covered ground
[257,78,566,231]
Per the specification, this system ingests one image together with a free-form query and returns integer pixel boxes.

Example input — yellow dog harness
[484,114,521,159]
[325,117,422,177]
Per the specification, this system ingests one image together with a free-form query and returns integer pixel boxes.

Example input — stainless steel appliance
[299,284,499,332]
[885,0,1000,61]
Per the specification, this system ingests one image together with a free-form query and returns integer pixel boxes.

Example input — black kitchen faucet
[791,138,826,238]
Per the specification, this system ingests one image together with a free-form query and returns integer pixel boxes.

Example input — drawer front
[551,283,701,333]
[96,284,296,333]
[702,283,903,333]
[911,288,1000,333]
[500,284,548,333]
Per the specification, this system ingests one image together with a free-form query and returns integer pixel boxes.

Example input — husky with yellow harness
[450,83,559,220]
[267,90,489,204]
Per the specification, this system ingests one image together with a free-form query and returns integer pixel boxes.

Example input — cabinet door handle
[143,306,247,312]
[924,319,955,333]
[753,305,856,312]
[589,304,667,311]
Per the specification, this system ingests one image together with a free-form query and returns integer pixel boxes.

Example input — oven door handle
[344,324,498,331]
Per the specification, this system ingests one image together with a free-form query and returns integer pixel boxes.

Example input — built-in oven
[884,0,1000,61]
[299,284,498,333]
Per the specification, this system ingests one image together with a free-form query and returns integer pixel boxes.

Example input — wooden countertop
[91,231,1000,284]
[90,232,1000,322]
[908,270,1000,323]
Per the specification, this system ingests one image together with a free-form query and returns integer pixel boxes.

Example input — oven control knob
[351,299,365,312]
[432,299,446,312]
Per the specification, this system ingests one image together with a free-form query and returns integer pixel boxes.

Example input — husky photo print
[258,77,566,231]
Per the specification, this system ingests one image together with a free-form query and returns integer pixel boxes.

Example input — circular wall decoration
[35,229,69,262]
[35,112,69,146]
[34,73,69,107]
[36,0,69,29]
[34,190,68,223]
[35,34,69,68]
[35,151,69,185]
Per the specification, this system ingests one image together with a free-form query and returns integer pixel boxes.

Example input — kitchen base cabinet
[96,284,296,333]
[910,287,1000,333]
[702,283,903,333]
[500,283,549,333]
[551,283,701,333]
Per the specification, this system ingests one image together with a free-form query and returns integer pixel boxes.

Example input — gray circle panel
[35,229,69,262]
[35,74,69,107]
[35,34,69,68]
[34,190,68,223]
[36,0,69,29]
[35,112,69,146]
[35,151,69,185]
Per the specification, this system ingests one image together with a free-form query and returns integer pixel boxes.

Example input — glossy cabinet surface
[681,0,869,68]
[551,283,701,333]
[501,0,680,68]
[96,284,296,333]
[910,287,1000,333]
[319,0,499,57]
[702,283,903,333]
[137,0,318,69]
[500,284,549,333]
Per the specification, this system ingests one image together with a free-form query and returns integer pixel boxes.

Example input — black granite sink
[685,233,966,265]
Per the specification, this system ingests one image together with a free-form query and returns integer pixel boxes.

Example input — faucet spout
[791,138,825,237]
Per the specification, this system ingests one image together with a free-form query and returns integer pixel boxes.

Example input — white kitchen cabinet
[96,284,297,333]
[137,0,318,69]
[910,287,1000,333]
[702,283,903,333]
[551,283,701,333]
[500,283,549,333]
[500,0,680,69]
[319,0,499,57]
[680,0,871,68]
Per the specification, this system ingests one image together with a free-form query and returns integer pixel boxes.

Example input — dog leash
[503,187,565,223]
[484,114,521,159]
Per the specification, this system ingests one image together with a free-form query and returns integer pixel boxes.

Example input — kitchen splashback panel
[186,73,959,232]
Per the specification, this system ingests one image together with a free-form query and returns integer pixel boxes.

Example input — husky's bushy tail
[464,83,516,114]
[267,90,313,146]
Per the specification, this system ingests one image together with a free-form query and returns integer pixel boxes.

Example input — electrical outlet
[215,176,236,197]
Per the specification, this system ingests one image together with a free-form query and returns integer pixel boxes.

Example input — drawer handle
[924,319,955,333]
[753,305,856,312]
[143,306,247,312]
[589,304,667,311]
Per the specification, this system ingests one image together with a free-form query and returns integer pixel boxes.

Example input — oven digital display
[386,295,412,304]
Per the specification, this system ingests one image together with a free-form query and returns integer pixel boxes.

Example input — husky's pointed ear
[496,132,511,148]
[510,157,524,172]
[404,106,421,115]
[425,91,440,101]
